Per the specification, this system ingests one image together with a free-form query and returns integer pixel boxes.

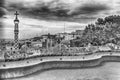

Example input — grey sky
[3,0,120,39]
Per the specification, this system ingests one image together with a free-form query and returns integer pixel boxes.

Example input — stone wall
[0,56,120,79]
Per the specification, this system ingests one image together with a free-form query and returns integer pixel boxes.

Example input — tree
[96,18,105,25]
[76,15,120,47]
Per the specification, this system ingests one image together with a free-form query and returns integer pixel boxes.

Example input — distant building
[71,30,84,39]
[31,37,43,42]
[56,32,74,41]
[41,34,57,48]
[31,41,42,48]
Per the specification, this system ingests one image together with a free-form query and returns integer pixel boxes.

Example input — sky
[0,0,4,39]
[2,0,120,39]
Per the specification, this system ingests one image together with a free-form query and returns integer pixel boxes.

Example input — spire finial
[14,11,19,20]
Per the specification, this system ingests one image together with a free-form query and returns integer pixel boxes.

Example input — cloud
[0,0,5,39]
[6,0,70,17]
[0,0,5,17]
[4,0,116,39]
[68,2,110,16]
[23,24,44,28]
[0,0,4,8]
[5,0,111,22]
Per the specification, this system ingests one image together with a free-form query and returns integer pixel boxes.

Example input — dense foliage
[77,15,120,46]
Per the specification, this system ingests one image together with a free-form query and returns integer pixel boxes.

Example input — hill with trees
[72,15,120,47]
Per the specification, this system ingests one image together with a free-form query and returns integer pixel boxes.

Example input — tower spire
[14,11,19,22]
[14,11,19,50]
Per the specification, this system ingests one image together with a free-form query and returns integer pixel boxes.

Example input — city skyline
[2,0,120,39]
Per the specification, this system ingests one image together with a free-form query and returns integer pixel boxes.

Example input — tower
[14,11,19,50]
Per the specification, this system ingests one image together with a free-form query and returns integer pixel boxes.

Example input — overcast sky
[2,0,120,39]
